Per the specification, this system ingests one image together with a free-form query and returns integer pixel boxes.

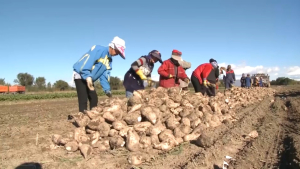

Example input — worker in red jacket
[191,58,219,96]
[158,49,189,88]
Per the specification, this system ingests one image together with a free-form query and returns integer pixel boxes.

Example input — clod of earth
[51,86,275,163]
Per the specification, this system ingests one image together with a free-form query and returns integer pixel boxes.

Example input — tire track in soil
[179,96,274,169]
[139,96,274,169]
[229,90,300,169]
[229,96,285,169]
[275,96,300,169]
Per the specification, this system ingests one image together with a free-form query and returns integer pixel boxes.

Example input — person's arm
[131,57,146,71]
[158,61,171,78]
[79,46,101,80]
[215,67,220,78]
[99,69,111,93]
[233,71,236,81]
[131,57,148,80]
[193,64,206,84]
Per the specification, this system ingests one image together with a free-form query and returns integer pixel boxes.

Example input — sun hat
[171,49,182,61]
[109,36,126,59]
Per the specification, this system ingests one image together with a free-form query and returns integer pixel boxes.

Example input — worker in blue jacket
[245,74,252,88]
[73,36,126,112]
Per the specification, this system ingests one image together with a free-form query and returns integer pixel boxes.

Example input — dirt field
[1,86,300,169]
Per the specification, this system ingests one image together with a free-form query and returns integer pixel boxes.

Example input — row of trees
[2,73,298,92]
[270,77,300,85]
[0,73,124,91]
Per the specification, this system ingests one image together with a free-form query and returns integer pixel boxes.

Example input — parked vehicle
[9,85,26,94]
[250,73,271,87]
[0,85,26,94]
[0,86,9,94]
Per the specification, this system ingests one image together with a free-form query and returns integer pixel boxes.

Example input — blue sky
[1,0,299,86]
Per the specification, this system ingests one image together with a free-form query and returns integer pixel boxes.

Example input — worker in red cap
[158,49,189,88]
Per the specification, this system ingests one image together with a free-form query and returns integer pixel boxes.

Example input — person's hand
[203,79,210,88]
[105,91,112,98]
[184,78,190,84]
[136,69,147,80]
[147,77,152,85]
[86,77,94,91]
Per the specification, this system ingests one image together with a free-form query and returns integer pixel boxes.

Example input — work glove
[169,74,174,78]
[147,77,152,85]
[136,69,147,80]
[203,79,210,88]
[86,77,95,91]
[105,91,112,98]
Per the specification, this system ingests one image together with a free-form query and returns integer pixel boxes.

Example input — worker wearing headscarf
[123,50,162,98]
[158,49,189,88]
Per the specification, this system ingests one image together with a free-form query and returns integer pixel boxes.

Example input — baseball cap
[110,36,126,59]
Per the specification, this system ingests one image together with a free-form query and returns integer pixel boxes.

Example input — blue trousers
[126,91,133,98]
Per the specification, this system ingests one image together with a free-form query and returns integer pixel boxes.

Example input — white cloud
[217,63,300,81]
[218,63,280,77]
[287,66,300,76]
[151,75,160,81]
[68,80,75,87]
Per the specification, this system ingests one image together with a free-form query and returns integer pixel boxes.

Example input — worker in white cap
[72,36,126,113]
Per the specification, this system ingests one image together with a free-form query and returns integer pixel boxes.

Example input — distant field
[0,87,227,101]
[0,90,126,101]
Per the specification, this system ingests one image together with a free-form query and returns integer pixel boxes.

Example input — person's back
[240,74,246,87]
[226,69,235,82]
[259,77,263,87]
[245,76,251,87]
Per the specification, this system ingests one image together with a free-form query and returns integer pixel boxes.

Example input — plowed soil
[1,86,300,169]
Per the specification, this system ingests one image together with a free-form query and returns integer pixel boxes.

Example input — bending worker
[191,58,219,96]
[158,49,189,88]
[123,50,162,98]
[73,36,126,112]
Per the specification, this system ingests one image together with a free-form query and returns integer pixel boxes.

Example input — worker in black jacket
[205,58,220,96]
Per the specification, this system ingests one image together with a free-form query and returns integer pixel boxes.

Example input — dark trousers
[74,79,98,112]
[191,75,216,96]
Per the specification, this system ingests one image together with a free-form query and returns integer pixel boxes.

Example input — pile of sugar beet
[51,86,275,164]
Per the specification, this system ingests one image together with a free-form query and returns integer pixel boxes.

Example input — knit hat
[209,58,218,68]
[109,36,126,59]
[209,58,217,63]
[171,49,182,61]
